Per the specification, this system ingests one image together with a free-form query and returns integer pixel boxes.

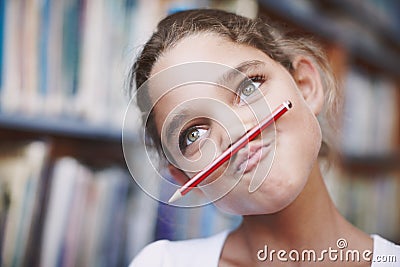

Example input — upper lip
[234,140,271,171]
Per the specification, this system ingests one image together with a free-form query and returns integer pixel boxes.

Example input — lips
[235,142,271,174]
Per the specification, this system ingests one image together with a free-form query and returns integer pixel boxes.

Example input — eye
[179,126,208,151]
[237,76,265,104]
[241,81,257,96]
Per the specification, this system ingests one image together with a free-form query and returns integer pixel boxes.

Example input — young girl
[128,9,400,266]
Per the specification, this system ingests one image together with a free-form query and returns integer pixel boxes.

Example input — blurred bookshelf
[342,154,400,173]
[0,113,136,167]
[0,0,161,266]
[0,1,248,266]
[258,0,400,76]
[0,1,400,267]
[0,113,124,142]
[259,0,400,243]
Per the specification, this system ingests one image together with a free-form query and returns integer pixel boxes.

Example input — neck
[221,161,373,266]
[236,160,371,252]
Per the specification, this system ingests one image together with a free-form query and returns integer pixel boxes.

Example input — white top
[130,231,400,266]
[371,234,400,266]
[129,231,229,267]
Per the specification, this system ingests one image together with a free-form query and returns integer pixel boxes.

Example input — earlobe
[168,164,190,186]
[292,56,325,115]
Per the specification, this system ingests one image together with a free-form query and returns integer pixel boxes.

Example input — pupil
[188,129,199,142]
[242,83,255,96]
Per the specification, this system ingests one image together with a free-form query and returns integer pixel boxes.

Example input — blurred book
[0,142,49,267]
[0,0,165,129]
[154,172,242,241]
[324,165,400,242]
[155,201,242,241]
[341,67,398,156]
[39,156,155,267]
[0,140,159,267]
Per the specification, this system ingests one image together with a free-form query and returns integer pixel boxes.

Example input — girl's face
[149,33,323,215]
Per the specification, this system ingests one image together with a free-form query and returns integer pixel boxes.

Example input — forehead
[151,33,270,76]
[147,34,276,104]
[145,34,279,132]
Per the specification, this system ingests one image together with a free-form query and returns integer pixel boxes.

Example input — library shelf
[321,0,400,46]
[0,112,123,142]
[0,113,137,167]
[258,0,400,76]
[341,154,400,174]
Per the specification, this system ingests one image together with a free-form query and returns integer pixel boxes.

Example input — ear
[167,164,190,186]
[292,56,325,115]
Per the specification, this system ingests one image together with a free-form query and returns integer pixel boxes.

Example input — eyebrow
[216,60,266,88]
[165,110,190,144]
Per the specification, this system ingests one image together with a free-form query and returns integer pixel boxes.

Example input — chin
[211,171,304,215]
[214,150,318,215]
[212,136,322,215]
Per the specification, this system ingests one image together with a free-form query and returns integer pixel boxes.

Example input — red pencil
[168,100,292,203]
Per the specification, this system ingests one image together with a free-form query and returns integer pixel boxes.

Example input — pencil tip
[168,190,182,203]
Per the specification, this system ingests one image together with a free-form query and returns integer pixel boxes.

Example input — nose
[219,109,260,151]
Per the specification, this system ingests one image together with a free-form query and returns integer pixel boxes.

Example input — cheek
[212,109,323,215]
[210,175,301,215]
[260,112,322,210]
[294,108,323,162]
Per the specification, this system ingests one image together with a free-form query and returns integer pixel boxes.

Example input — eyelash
[248,75,265,83]
[235,74,266,104]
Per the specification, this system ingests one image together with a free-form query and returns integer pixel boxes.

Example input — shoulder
[371,235,400,266]
[129,230,230,267]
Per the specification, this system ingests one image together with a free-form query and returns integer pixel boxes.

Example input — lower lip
[237,146,269,174]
